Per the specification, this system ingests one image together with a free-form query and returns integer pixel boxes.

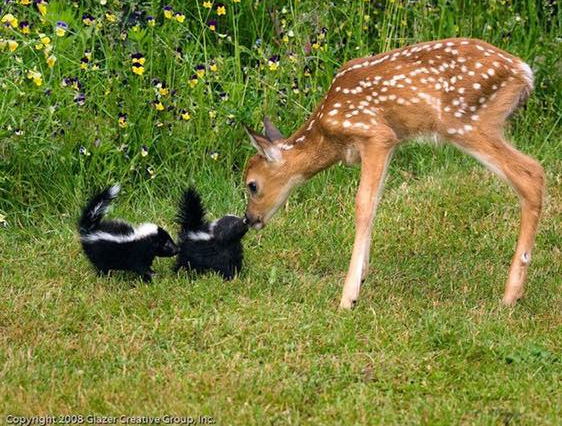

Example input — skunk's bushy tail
[177,187,206,233]
[78,184,120,234]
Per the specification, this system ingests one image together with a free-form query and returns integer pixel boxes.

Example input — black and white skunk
[78,184,179,282]
[174,187,248,280]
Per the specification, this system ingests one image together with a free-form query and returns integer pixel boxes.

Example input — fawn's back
[290,38,533,147]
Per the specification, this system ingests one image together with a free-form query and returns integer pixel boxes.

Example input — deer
[242,38,545,309]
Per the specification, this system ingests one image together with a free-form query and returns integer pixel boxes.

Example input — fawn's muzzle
[244,212,264,230]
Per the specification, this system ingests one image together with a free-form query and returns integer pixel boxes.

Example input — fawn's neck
[283,126,346,179]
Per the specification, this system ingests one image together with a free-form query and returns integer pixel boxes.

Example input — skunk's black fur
[78,184,178,282]
[175,187,247,280]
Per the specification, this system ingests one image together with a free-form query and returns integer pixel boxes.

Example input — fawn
[242,38,545,309]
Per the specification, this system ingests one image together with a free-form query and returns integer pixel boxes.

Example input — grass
[1,159,561,422]
[0,0,561,422]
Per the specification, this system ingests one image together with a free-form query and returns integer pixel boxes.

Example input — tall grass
[0,0,560,226]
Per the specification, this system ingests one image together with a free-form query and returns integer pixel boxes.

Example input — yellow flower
[181,111,191,121]
[20,0,32,5]
[159,86,169,96]
[164,7,173,19]
[27,70,43,86]
[209,62,218,72]
[56,21,69,36]
[7,40,19,52]
[208,110,217,119]
[132,63,145,75]
[118,114,127,128]
[175,13,185,23]
[216,5,226,15]
[46,55,57,67]
[37,2,48,16]
[189,76,198,88]
[1,14,18,28]
[154,101,164,111]
[267,56,280,71]
[41,35,51,45]
[106,13,117,23]
[203,1,212,9]
[20,22,31,35]
[233,0,240,3]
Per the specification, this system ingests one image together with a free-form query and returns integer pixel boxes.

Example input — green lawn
[1,160,560,423]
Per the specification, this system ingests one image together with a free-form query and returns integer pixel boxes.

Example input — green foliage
[0,0,560,225]
[0,169,560,421]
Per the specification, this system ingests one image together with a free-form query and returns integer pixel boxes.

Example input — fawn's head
[243,117,304,230]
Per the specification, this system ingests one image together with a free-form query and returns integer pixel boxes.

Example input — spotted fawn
[242,38,545,309]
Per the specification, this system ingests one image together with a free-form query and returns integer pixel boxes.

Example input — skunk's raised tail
[177,187,206,233]
[78,184,120,234]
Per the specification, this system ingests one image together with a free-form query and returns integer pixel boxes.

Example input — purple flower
[74,93,86,106]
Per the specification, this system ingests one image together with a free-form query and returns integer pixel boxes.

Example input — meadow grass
[0,0,561,422]
[1,164,561,423]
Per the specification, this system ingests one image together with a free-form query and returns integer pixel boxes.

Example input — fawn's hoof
[339,297,357,310]
[502,284,524,306]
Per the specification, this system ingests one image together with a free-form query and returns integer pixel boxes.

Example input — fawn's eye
[247,181,258,195]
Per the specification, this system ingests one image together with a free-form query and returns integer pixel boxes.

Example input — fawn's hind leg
[453,131,545,305]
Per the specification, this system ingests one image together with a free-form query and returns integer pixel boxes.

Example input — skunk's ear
[263,116,284,142]
[243,124,282,163]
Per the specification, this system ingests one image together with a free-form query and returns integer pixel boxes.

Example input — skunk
[78,184,178,282]
[175,187,248,280]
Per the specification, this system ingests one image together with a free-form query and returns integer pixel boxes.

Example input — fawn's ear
[263,116,284,142]
[244,124,282,163]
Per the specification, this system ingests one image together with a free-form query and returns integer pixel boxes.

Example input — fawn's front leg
[339,138,395,309]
